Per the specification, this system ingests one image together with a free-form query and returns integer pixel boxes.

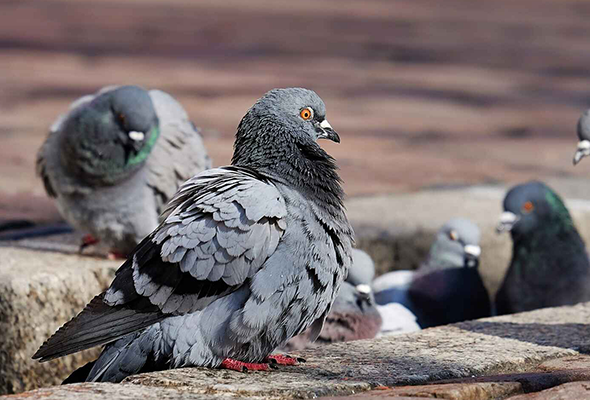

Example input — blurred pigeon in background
[495,181,590,315]
[282,248,382,350]
[33,87,354,382]
[282,280,381,350]
[36,85,211,256]
[373,218,491,328]
[572,109,590,165]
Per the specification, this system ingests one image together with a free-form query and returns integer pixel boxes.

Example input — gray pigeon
[347,248,376,287]
[495,181,590,315]
[282,248,381,350]
[33,88,354,382]
[282,281,381,351]
[373,218,491,328]
[572,109,590,165]
[36,85,211,256]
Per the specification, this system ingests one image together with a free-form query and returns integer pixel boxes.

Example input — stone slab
[4,302,590,399]
[0,247,118,394]
[324,382,523,400]
[506,381,590,400]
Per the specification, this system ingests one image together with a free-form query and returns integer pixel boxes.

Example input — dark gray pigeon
[495,181,590,315]
[282,248,381,350]
[33,88,354,382]
[36,85,211,256]
[572,109,590,165]
[373,218,491,328]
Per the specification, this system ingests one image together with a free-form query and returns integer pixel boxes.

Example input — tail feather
[62,361,96,385]
[86,331,153,383]
[33,293,165,362]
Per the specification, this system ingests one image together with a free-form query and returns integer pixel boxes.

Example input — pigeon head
[232,88,342,197]
[573,110,590,165]
[424,218,482,271]
[61,85,160,185]
[347,249,376,287]
[496,181,574,239]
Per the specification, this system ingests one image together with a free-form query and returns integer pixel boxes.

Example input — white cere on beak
[128,131,145,141]
[320,119,332,130]
[463,244,481,258]
[496,211,520,233]
[499,211,518,224]
[356,284,372,294]
[578,140,590,151]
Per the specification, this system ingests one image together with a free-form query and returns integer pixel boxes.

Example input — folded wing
[33,166,287,361]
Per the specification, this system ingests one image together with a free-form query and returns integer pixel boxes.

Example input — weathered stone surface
[324,382,523,399]
[0,247,118,394]
[1,383,226,400]
[538,355,590,372]
[506,381,590,400]
[5,302,590,399]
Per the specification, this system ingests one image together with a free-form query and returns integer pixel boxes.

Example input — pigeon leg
[82,234,99,246]
[79,234,99,253]
[266,354,305,365]
[220,358,270,372]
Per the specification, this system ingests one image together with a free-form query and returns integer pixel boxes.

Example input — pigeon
[495,181,590,315]
[282,249,381,350]
[36,85,211,256]
[347,248,376,287]
[572,109,590,165]
[373,218,491,328]
[282,281,382,350]
[33,88,354,382]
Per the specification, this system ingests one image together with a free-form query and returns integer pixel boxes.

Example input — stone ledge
[6,302,590,399]
[0,247,118,394]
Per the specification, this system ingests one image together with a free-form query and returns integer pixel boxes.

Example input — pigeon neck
[232,140,344,210]
[61,125,159,186]
[512,223,588,274]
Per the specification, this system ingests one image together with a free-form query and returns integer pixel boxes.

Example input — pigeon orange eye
[300,107,313,121]
[449,230,459,241]
[522,201,534,213]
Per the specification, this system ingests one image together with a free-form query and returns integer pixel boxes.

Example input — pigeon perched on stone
[495,181,590,315]
[33,88,353,382]
[282,248,381,350]
[373,218,490,328]
[572,109,590,165]
[36,85,211,256]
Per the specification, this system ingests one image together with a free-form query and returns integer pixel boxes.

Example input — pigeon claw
[220,358,270,372]
[266,354,304,366]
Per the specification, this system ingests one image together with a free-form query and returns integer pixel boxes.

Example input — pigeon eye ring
[522,201,534,214]
[300,107,313,120]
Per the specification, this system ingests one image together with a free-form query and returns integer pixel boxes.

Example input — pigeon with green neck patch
[496,181,590,315]
[37,85,211,256]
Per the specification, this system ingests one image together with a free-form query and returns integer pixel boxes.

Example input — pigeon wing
[145,90,212,212]
[33,166,287,361]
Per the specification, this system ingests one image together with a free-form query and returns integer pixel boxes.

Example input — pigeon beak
[463,244,481,258]
[128,131,145,152]
[573,140,590,165]
[316,119,340,143]
[355,284,373,306]
[496,211,520,233]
